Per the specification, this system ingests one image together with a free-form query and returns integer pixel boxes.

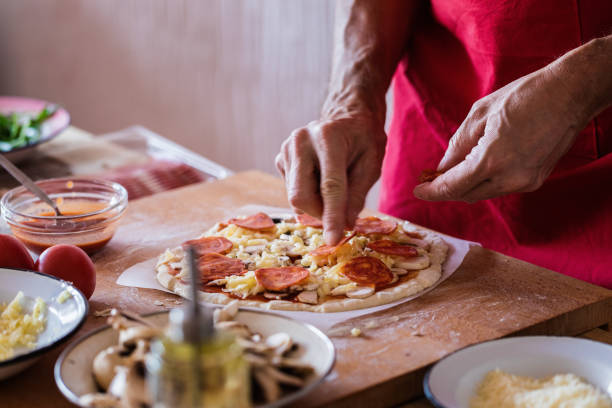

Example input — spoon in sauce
[0,154,63,216]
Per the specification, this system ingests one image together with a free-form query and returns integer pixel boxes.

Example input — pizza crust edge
[156,231,448,313]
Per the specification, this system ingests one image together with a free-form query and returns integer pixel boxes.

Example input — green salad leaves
[0,105,57,152]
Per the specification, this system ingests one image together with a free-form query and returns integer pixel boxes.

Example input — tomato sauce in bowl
[1,179,128,255]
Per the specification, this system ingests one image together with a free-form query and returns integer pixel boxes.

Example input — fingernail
[437,157,449,171]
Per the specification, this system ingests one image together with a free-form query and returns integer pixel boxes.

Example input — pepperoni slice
[254,266,310,291]
[197,253,246,283]
[340,256,393,288]
[309,233,356,257]
[296,213,323,228]
[182,236,233,255]
[367,240,418,257]
[419,169,443,183]
[353,217,397,235]
[228,212,275,231]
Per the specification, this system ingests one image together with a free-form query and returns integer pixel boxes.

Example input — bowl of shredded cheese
[0,267,88,380]
[424,336,612,408]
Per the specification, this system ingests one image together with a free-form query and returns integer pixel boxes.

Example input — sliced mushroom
[130,339,151,360]
[265,332,292,355]
[107,366,128,400]
[346,286,375,299]
[92,345,132,391]
[263,365,305,387]
[79,393,121,408]
[300,283,319,291]
[263,292,288,300]
[107,314,131,331]
[215,321,252,339]
[236,337,272,354]
[330,283,357,296]
[395,255,430,270]
[118,326,161,348]
[243,352,268,367]
[406,237,429,250]
[213,301,239,323]
[122,360,152,408]
[276,357,315,374]
[391,267,410,276]
[394,234,429,249]
[253,367,281,403]
[296,290,318,304]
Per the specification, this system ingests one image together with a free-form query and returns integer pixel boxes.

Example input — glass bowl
[1,178,128,255]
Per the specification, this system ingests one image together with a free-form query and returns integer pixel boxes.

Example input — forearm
[322,0,422,124]
[546,34,612,128]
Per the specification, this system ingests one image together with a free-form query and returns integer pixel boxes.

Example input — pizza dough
[156,213,448,313]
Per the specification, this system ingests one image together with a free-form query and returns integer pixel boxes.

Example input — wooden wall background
[0,0,336,175]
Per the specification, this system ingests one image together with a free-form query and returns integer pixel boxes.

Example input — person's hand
[276,112,386,244]
[413,66,591,203]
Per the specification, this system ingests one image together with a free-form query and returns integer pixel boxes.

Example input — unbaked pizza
[156,212,448,312]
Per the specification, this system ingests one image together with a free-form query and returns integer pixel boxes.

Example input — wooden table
[1,159,611,406]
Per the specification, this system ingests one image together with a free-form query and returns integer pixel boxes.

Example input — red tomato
[36,244,96,299]
[0,234,35,270]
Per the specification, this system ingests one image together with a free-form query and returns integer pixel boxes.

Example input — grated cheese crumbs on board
[0,292,47,361]
[470,369,612,408]
[350,328,362,337]
[57,289,72,304]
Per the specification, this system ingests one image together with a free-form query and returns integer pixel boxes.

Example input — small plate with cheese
[0,267,88,380]
[424,336,612,408]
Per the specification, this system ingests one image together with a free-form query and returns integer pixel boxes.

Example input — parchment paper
[117,205,479,331]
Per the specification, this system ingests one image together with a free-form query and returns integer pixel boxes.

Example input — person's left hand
[413,66,589,203]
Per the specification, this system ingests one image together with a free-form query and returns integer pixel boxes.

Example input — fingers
[287,156,323,218]
[346,151,382,228]
[279,117,383,244]
[319,158,348,245]
[437,103,487,171]
[312,126,350,245]
[275,153,286,179]
[413,145,486,201]
[459,170,540,202]
[415,100,490,202]
[282,130,323,218]
[460,179,500,203]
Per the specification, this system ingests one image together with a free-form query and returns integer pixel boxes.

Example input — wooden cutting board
[1,170,610,408]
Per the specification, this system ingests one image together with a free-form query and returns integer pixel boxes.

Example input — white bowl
[0,267,89,380]
[55,309,335,408]
[424,336,612,408]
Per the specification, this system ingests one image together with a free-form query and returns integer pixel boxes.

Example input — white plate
[0,96,70,162]
[424,336,612,408]
[0,267,88,380]
[55,309,335,407]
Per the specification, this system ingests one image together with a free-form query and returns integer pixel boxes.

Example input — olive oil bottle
[146,246,250,407]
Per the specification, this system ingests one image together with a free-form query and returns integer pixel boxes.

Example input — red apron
[380,0,612,288]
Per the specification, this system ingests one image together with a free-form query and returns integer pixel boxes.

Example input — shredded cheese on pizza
[156,213,442,305]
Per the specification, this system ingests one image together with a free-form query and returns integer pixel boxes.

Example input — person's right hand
[275,112,386,245]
